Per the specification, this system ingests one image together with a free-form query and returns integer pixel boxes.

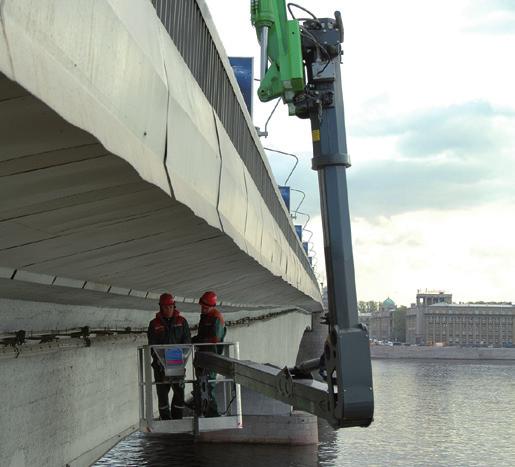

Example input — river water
[95,359,515,466]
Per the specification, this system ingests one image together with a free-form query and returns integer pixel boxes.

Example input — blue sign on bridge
[278,186,291,211]
[229,57,253,115]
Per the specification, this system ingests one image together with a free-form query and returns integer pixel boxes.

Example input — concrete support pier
[199,388,318,445]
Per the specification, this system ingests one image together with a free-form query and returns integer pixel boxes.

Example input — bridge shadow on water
[94,430,333,467]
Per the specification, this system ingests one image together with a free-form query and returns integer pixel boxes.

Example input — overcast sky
[205,0,515,306]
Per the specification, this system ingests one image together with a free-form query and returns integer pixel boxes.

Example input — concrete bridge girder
[0,0,321,312]
[0,0,170,192]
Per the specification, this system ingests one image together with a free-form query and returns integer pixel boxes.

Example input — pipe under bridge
[0,1,323,465]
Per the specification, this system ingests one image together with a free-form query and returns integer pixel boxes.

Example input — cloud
[464,0,515,35]
[344,101,515,217]
[467,0,515,14]
[466,16,515,35]
[352,205,515,304]
[353,101,515,158]
[348,156,515,217]
[399,103,514,158]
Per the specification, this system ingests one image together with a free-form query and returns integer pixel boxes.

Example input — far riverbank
[371,345,515,360]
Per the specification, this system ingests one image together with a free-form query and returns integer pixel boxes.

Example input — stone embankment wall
[0,336,145,467]
[371,345,515,360]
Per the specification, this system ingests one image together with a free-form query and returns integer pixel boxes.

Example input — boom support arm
[195,352,338,423]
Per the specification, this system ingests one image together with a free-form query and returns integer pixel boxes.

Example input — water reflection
[96,360,515,467]
[96,432,319,467]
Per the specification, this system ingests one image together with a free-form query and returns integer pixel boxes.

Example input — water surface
[96,360,515,466]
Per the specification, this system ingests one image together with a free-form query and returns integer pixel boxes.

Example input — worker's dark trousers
[154,371,185,420]
[205,370,219,417]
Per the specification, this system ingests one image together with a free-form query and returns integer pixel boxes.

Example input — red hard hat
[159,293,175,306]
[199,291,217,307]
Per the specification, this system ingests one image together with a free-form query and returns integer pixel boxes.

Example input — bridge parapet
[152,0,312,277]
[154,0,317,293]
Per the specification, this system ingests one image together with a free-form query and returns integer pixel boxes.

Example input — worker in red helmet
[192,291,226,417]
[147,292,191,420]
[194,291,226,346]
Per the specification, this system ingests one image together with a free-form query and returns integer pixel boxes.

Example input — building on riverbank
[369,298,397,342]
[406,290,515,347]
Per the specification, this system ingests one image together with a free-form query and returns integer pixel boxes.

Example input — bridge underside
[0,73,319,318]
[0,2,324,466]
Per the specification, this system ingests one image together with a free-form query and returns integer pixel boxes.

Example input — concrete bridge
[0,1,322,465]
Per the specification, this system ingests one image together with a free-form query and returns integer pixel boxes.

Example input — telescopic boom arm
[251,0,374,428]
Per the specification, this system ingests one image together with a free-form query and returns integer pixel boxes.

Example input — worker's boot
[205,401,219,418]
[159,406,171,420]
[171,402,184,420]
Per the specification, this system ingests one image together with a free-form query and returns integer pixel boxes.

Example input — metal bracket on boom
[250,1,374,429]
[251,0,305,107]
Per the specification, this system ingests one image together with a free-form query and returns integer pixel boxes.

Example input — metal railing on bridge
[151,0,315,281]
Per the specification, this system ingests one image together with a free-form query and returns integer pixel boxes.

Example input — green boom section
[251,0,305,104]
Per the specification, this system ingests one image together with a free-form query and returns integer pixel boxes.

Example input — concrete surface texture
[0,0,322,312]
[229,310,311,366]
[199,411,319,445]
[0,307,311,467]
[0,293,308,335]
[0,335,146,467]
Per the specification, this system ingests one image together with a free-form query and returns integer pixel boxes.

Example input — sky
[204,0,515,306]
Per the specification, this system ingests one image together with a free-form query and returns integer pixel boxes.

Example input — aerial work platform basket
[137,343,243,434]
